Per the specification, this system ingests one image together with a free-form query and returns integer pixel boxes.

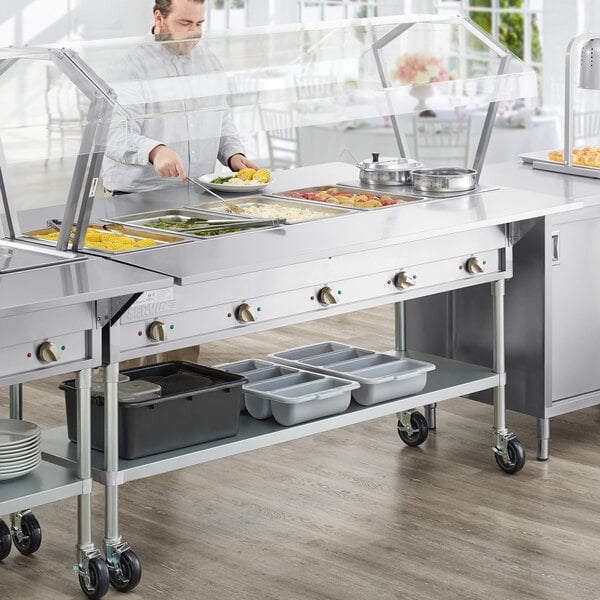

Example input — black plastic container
[61,361,246,459]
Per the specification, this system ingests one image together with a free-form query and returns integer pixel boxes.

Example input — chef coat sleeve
[104,79,164,167]
[217,109,246,168]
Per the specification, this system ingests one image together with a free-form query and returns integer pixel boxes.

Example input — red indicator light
[138,331,143,336]
[227,312,233,318]
[26,352,32,358]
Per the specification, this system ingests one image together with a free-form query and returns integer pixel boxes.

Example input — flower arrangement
[392,53,451,85]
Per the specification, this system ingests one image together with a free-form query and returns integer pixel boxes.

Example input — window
[206,0,247,31]
[461,0,543,102]
[298,0,378,22]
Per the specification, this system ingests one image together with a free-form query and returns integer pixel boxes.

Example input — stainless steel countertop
[0,255,173,318]
[481,160,600,204]
[89,162,584,285]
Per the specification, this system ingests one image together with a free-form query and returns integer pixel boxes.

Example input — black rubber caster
[109,548,142,592]
[0,519,12,560]
[495,437,526,474]
[397,411,429,447]
[79,556,110,599]
[12,513,42,555]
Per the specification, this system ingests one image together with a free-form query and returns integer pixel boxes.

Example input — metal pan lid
[411,167,478,178]
[358,153,421,172]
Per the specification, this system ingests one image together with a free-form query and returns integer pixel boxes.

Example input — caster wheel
[79,556,110,599]
[0,519,12,561]
[397,411,429,447]
[109,548,142,592]
[12,513,42,555]
[495,438,526,474]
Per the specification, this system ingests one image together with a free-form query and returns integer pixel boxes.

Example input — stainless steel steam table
[42,162,584,593]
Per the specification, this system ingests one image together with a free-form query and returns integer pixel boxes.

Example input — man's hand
[229,153,259,171]
[149,145,187,181]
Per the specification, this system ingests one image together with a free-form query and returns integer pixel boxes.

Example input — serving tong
[186,177,245,214]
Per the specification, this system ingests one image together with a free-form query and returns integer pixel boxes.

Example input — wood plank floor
[1,305,599,600]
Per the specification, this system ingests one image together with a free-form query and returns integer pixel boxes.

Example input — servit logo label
[122,289,177,322]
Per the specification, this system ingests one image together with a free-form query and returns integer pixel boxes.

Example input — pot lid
[359,153,420,171]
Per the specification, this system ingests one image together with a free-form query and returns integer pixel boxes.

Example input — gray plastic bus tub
[61,361,245,459]
[214,359,297,415]
[268,342,436,406]
[216,358,358,425]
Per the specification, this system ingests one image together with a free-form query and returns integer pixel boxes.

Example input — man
[102,0,258,194]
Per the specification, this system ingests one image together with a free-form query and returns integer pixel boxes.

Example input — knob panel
[394,271,416,290]
[466,257,484,274]
[236,302,256,323]
[318,286,338,305]
[38,341,60,363]
[148,321,168,341]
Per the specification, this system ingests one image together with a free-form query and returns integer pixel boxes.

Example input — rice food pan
[61,361,245,459]
[188,196,350,223]
[215,358,358,426]
[268,342,435,406]
[268,185,423,209]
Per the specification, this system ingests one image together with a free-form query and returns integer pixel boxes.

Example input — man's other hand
[229,154,259,171]
[149,145,187,181]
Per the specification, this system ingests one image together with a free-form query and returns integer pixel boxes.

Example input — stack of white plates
[0,419,41,481]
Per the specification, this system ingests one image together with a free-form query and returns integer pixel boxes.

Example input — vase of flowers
[392,53,451,112]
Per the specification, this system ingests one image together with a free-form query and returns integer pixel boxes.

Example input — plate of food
[197,168,272,192]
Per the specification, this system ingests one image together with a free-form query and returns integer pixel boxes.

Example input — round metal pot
[357,153,421,186]
[411,167,478,193]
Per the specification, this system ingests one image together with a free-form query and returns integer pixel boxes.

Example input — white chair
[258,106,301,170]
[45,66,86,163]
[293,75,338,101]
[574,110,600,147]
[227,73,262,160]
[412,116,472,167]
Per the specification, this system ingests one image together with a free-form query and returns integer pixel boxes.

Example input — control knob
[318,286,338,305]
[466,257,485,274]
[148,321,168,341]
[236,302,256,323]
[394,271,416,290]
[38,341,60,363]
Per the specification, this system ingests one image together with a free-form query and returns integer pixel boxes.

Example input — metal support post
[74,368,104,584]
[394,301,406,354]
[103,362,129,566]
[536,417,550,461]
[8,384,22,419]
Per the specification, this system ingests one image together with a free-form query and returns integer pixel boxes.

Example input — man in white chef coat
[102,0,258,194]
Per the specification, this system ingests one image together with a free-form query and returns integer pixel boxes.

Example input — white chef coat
[102,39,245,193]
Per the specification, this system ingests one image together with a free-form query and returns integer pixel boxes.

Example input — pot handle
[372,152,380,163]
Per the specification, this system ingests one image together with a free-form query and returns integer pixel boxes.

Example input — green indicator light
[412,275,417,279]
[61,345,66,351]
[170,324,175,330]
[337,290,342,295]
[257,306,262,312]
[483,260,487,265]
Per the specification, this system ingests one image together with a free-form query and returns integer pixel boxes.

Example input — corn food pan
[267,186,424,209]
[24,225,188,254]
[188,196,351,223]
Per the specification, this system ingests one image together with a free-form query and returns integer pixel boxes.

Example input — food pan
[24,224,187,254]
[411,167,478,193]
[103,208,279,238]
[269,341,435,406]
[216,358,358,425]
[268,185,423,209]
[187,196,350,222]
